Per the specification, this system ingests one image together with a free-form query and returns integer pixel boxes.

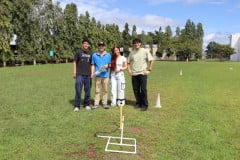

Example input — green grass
[0,62,239,160]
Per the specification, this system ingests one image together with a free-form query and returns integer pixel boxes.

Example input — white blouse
[115,56,126,71]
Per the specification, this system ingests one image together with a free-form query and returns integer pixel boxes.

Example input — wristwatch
[148,69,152,72]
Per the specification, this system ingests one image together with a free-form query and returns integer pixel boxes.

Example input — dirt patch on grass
[128,126,142,134]
[65,144,98,160]
[65,143,137,160]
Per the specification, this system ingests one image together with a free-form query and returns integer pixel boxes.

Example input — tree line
[0,0,234,67]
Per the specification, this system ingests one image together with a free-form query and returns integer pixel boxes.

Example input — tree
[181,19,195,40]
[2,1,209,66]
[35,0,57,64]
[12,0,42,65]
[87,17,101,51]
[51,1,64,63]
[121,23,131,56]
[165,25,172,37]
[0,0,14,66]
[78,11,91,42]
[175,27,181,37]
[104,24,121,51]
[195,23,204,59]
[176,19,203,60]
[63,3,79,62]
[132,25,138,39]
[206,42,235,60]
[155,26,173,58]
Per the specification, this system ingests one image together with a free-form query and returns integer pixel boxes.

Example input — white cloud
[142,14,179,27]
[111,14,180,31]
[203,32,230,49]
[53,0,231,48]
[53,0,180,33]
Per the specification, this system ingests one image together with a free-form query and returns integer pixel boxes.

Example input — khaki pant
[94,77,109,105]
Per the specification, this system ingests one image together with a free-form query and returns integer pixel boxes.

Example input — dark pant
[132,75,148,108]
[74,75,91,108]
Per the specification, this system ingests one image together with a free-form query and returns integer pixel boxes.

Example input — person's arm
[148,60,154,71]
[121,61,127,71]
[127,55,132,75]
[108,63,111,69]
[127,63,132,75]
[91,64,95,78]
[107,53,112,69]
[144,60,154,75]
[73,50,79,79]
[73,61,77,79]
[145,50,154,74]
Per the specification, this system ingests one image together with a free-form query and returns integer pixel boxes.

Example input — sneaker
[117,100,125,106]
[134,104,141,109]
[103,104,109,109]
[74,107,79,112]
[85,106,91,110]
[141,107,148,111]
[111,103,116,107]
[92,105,98,109]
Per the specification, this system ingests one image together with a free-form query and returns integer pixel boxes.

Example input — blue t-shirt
[91,51,111,78]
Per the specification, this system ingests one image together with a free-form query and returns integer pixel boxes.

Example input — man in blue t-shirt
[73,39,92,112]
[91,42,111,109]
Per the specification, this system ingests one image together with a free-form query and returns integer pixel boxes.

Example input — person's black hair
[132,38,142,44]
[82,39,90,44]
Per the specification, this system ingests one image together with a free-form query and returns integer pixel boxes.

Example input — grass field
[0,61,239,160]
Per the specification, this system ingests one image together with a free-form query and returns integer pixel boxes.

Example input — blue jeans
[74,75,91,108]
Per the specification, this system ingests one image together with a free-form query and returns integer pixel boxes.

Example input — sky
[52,0,240,49]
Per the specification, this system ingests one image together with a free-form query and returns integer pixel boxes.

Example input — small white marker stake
[156,93,161,108]
[180,69,183,76]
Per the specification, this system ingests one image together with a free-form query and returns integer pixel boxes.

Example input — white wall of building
[230,33,240,61]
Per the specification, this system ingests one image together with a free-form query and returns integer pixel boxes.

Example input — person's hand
[116,69,122,73]
[128,70,132,75]
[73,73,76,79]
[144,70,151,75]
[91,73,95,78]
[103,64,108,69]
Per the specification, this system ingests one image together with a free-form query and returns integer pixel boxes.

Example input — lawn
[0,61,239,160]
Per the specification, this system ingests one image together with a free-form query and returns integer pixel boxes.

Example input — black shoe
[141,107,147,111]
[134,104,141,109]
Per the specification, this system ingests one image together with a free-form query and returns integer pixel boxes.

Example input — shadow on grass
[69,99,75,107]
[69,99,136,108]
[94,123,119,138]
[68,98,95,108]
[125,99,136,107]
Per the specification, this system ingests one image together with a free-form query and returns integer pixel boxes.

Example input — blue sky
[53,0,240,48]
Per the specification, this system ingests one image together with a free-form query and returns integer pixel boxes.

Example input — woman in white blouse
[110,45,127,106]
